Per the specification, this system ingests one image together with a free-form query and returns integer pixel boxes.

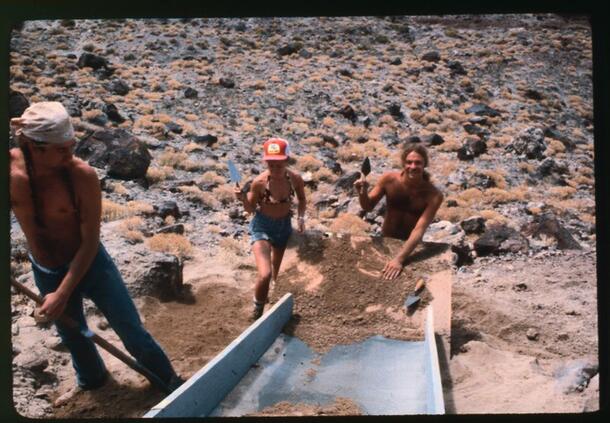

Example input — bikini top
[262,172,295,205]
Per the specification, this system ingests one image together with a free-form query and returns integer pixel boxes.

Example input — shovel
[404,278,425,310]
[10,277,172,394]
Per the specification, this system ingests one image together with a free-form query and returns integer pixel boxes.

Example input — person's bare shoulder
[379,171,401,185]
[287,168,304,185]
[9,149,29,200]
[250,172,268,191]
[69,158,100,192]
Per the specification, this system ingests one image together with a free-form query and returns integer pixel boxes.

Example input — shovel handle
[10,277,171,394]
[414,278,425,293]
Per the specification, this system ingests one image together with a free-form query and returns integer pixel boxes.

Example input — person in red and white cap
[9,102,183,404]
[234,137,307,320]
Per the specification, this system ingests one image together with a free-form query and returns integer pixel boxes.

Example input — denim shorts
[249,211,292,248]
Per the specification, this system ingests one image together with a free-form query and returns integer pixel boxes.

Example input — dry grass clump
[328,213,370,235]
[158,148,188,167]
[146,233,193,259]
[296,155,323,172]
[545,139,567,155]
[548,186,577,200]
[102,199,154,222]
[312,168,337,183]
[455,186,528,207]
[179,185,221,209]
[337,140,390,163]
[118,216,145,243]
[301,136,325,147]
[212,185,236,205]
[197,171,226,186]
[435,205,474,223]
[146,166,175,184]
[108,181,129,195]
[479,209,509,226]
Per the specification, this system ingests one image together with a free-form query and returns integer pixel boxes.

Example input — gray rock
[474,224,529,256]
[74,129,152,180]
[460,216,486,234]
[14,352,48,373]
[156,201,181,219]
[522,213,581,250]
[106,79,130,95]
[554,359,598,394]
[130,252,184,301]
[156,224,185,235]
[526,328,539,340]
[465,103,501,117]
[423,220,465,246]
[422,133,445,146]
[334,171,361,192]
[506,127,547,160]
[457,138,487,160]
[421,51,441,62]
[77,52,109,70]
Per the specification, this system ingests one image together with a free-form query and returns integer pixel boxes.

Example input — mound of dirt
[271,232,451,352]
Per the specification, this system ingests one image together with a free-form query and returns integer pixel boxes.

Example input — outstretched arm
[383,191,443,280]
[39,166,102,319]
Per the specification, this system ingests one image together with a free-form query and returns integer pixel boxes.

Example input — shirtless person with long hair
[354,143,443,280]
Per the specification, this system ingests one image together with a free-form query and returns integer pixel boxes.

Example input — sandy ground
[13,232,598,418]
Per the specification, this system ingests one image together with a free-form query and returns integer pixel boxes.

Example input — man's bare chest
[33,175,79,219]
[386,183,430,214]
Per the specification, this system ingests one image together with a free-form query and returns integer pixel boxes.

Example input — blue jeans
[249,211,293,249]
[30,243,177,389]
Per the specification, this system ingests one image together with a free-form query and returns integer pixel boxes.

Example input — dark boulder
[422,133,445,146]
[219,78,235,88]
[335,171,361,192]
[103,103,125,123]
[388,103,403,119]
[184,87,198,98]
[9,90,29,118]
[77,52,109,70]
[338,104,357,122]
[156,201,181,220]
[474,224,529,256]
[130,253,184,301]
[544,126,576,151]
[460,216,486,234]
[156,224,185,235]
[465,103,501,117]
[277,42,303,56]
[447,60,467,76]
[106,79,130,95]
[457,138,487,160]
[193,134,218,147]
[421,51,441,62]
[74,129,152,180]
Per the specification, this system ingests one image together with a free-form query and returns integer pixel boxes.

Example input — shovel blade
[361,156,371,177]
[404,294,421,309]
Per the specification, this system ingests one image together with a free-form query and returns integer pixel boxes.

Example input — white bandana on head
[10,102,75,144]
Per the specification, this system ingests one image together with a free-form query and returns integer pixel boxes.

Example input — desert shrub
[158,148,188,167]
[198,171,226,185]
[109,181,129,195]
[102,199,153,222]
[548,186,577,200]
[212,185,236,205]
[328,213,370,235]
[146,166,175,184]
[436,206,474,223]
[146,233,193,258]
[479,209,509,225]
[296,155,323,172]
[312,168,336,183]
[179,185,221,209]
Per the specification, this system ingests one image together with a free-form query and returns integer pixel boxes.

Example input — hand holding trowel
[228,159,246,201]
[354,156,371,195]
[404,278,425,311]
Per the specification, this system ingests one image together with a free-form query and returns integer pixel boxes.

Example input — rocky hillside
[8,14,597,417]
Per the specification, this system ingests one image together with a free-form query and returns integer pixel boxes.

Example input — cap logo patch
[267,143,281,154]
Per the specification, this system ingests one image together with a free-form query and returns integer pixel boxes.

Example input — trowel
[404,278,425,310]
[227,159,241,187]
[360,156,371,179]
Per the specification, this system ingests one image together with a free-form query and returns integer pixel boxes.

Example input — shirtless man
[9,102,181,402]
[354,143,443,280]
